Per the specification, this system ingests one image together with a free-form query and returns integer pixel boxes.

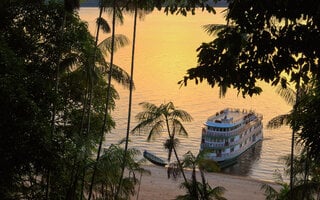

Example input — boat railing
[201,142,225,148]
[204,129,242,137]
[229,126,262,146]
[207,108,262,125]
[202,125,262,148]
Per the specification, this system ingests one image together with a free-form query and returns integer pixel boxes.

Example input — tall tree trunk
[67,1,104,198]
[290,69,301,200]
[200,170,208,199]
[115,1,138,199]
[165,117,189,185]
[191,167,198,199]
[88,0,116,199]
[136,172,143,200]
[47,7,68,199]
[172,146,188,184]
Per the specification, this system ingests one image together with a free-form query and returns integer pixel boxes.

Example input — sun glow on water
[79,7,292,182]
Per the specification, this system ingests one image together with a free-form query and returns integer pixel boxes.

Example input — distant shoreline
[80,1,228,8]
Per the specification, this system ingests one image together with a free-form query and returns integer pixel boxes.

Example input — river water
[79,7,292,182]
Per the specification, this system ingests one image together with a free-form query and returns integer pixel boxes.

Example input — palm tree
[85,143,148,199]
[266,78,315,198]
[176,151,226,200]
[47,1,80,198]
[131,101,193,184]
[261,172,290,200]
[116,0,139,198]
[87,0,130,199]
[261,152,320,200]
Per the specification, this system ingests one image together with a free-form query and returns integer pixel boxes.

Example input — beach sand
[132,165,278,200]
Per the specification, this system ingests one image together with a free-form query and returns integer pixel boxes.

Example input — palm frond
[98,34,129,56]
[117,137,131,145]
[210,186,227,200]
[198,159,220,172]
[202,24,228,36]
[131,118,157,134]
[60,52,78,72]
[291,181,320,198]
[267,114,290,129]
[275,85,296,106]
[172,119,189,136]
[181,151,196,168]
[271,169,286,184]
[139,102,158,112]
[102,63,133,89]
[147,121,164,141]
[101,6,124,25]
[260,183,280,200]
[96,17,111,33]
[134,106,162,122]
[171,109,193,122]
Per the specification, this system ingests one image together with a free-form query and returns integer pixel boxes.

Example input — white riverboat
[200,108,263,166]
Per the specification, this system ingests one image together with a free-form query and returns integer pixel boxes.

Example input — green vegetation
[261,151,320,200]
[0,1,217,199]
[176,151,225,200]
[3,0,320,199]
[0,1,134,199]
[132,102,227,199]
[180,0,320,199]
[131,101,193,183]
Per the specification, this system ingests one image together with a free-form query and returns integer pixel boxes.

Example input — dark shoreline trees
[0,1,133,199]
[0,0,221,199]
[180,1,320,199]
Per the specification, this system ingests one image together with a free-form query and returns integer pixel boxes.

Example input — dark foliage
[0,1,115,199]
[180,0,320,97]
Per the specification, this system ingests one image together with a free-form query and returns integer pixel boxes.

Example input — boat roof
[204,108,255,128]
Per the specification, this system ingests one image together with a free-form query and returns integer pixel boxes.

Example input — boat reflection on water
[221,140,263,176]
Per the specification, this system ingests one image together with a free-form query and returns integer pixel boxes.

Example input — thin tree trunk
[200,170,208,199]
[68,2,104,199]
[165,117,189,188]
[289,128,295,200]
[290,69,301,200]
[115,1,138,199]
[191,167,199,199]
[172,146,188,184]
[136,173,143,200]
[88,0,116,199]
[303,148,310,199]
[47,8,68,199]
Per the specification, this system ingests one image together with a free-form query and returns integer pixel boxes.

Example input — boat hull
[216,138,262,168]
[143,150,167,167]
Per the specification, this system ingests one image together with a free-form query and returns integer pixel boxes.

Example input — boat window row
[207,123,241,132]
[203,137,236,143]
[202,136,254,149]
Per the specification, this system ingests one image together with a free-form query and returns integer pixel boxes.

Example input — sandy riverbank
[132,165,279,200]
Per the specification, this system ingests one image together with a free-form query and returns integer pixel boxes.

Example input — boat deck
[206,109,255,127]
